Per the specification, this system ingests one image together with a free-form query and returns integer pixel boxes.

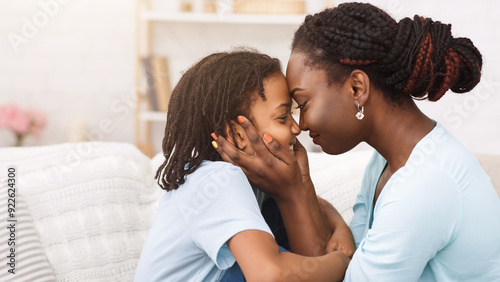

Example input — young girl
[134,50,350,281]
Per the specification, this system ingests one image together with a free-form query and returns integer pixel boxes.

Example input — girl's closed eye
[278,115,288,123]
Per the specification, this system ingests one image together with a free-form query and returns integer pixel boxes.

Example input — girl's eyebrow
[275,102,292,110]
[290,88,305,98]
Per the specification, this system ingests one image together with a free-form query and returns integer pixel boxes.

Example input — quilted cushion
[0,142,162,281]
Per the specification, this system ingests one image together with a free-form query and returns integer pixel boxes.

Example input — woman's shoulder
[393,123,490,190]
[423,123,483,176]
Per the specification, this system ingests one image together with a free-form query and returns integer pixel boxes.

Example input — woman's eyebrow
[290,88,305,98]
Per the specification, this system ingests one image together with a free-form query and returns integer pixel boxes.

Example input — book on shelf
[142,56,172,112]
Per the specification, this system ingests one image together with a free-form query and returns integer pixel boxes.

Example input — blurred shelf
[142,11,306,25]
[135,2,306,157]
[140,110,167,122]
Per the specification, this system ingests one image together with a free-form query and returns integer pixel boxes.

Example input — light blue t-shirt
[134,161,272,282]
[346,123,500,281]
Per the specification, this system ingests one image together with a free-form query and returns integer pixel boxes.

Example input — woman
[212,3,500,281]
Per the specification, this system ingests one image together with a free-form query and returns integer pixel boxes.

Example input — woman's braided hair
[156,49,281,191]
[292,2,482,101]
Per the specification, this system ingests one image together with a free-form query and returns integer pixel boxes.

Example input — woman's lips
[310,134,320,144]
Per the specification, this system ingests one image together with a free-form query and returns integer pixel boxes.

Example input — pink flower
[0,104,20,129]
[10,112,30,134]
[26,108,47,138]
[0,103,47,140]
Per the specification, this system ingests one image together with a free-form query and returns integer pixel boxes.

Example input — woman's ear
[224,121,248,150]
[349,69,370,106]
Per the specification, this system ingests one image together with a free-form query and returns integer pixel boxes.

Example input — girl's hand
[326,227,356,259]
[318,197,356,258]
[212,116,303,203]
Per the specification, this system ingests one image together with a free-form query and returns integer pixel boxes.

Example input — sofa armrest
[308,150,373,225]
[475,153,500,198]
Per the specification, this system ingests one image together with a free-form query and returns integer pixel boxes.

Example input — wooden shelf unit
[142,11,305,25]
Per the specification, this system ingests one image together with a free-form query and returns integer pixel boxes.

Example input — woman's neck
[365,97,436,174]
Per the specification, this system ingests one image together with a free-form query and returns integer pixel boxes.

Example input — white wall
[1,0,499,155]
[0,0,136,147]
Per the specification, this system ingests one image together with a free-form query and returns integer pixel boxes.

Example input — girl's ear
[224,121,248,150]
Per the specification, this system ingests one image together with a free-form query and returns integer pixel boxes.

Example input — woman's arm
[228,229,349,282]
[272,186,328,256]
[294,141,333,250]
[292,141,355,257]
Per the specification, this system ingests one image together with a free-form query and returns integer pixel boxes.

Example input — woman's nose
[298,112,308,132]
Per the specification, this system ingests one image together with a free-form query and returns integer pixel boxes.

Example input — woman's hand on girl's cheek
[292,140,312,185]
[212,116,304,202]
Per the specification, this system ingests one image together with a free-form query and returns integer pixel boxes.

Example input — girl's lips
[289,139,297,152]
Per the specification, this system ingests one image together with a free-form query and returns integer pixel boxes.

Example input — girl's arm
[318,197,356,258]
[227,229,349,282]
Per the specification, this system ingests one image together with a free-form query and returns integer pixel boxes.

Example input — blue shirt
[347,123,500,281]
[134,161,272,282]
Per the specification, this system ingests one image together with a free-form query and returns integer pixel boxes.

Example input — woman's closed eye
[295,102,306,110]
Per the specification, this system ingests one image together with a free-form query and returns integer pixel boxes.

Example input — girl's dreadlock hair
[155,49,282,191]
[292,2,482,102]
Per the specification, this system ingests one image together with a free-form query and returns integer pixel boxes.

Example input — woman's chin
[321,145,351,155]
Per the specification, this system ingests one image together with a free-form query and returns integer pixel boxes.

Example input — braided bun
[292,2,482,101]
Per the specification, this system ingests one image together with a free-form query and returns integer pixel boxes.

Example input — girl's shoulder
[185,160,248,188]
[194,160,244,178]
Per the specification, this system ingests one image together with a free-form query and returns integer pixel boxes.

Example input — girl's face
[249,74,301,154]
[285,52,364,155]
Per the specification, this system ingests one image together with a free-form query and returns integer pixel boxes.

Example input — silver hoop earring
[356,104,364,120]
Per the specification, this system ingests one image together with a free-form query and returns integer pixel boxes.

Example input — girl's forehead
[264,75,290,98]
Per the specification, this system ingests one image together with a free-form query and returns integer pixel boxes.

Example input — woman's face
[249,74,301,154]
[285,52,363,155]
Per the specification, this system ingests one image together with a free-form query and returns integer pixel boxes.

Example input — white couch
[0,142,498,281]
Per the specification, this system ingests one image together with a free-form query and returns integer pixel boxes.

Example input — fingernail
[211,133,217,140]
[263,133,272,142]
[237,116,245,123]
[212,140,218,149]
